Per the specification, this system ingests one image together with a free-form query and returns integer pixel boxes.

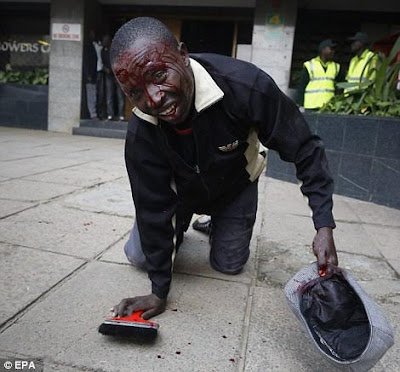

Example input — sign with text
[52,23,81,41]
[0,35,50,68]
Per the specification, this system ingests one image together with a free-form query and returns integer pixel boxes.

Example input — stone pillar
[47,0,84,133]
[251,0,297,94]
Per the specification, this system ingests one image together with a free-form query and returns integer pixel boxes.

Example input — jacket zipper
[158,125,210,201]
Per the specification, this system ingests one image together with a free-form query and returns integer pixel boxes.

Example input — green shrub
[0,64,49,85]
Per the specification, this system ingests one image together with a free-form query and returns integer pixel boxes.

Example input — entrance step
[73,119,127,139]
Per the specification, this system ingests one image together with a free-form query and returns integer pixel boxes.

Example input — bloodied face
[113,38,195,125]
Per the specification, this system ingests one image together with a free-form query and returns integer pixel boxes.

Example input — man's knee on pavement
[209,251,249,275]
[210,258,245,275]
[124,240,147,270]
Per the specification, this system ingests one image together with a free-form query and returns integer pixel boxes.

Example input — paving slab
[98,235,130,264]
[25,161,126,187]
[363,224,400,261]
[63,178,134,217]
[43,363,88,372]
[0,243,84,325]
[263,178,311,217]
[332,197,362,223]
[347,199,400,228]
[371,302,400,372]
[257,239,395,288]
[0,156,86,179]
[0,199,36,219]
[0,261,248,372]
[338,252,396,281]
[260,213,315,245]
[0,179,81,202]
[257,238,315,288]
[0,149,54,162]
[359,279,400,306]
[0,203,131,259]
[244,286,334,372]
[0,139,121,163]
[388,259,400,276]
[62,148,125,163]
[262,179,361,223]
[334,221,382,258]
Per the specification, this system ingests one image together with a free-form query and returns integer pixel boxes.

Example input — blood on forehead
[113,40,185,87]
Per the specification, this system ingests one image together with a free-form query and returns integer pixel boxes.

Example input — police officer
[298,39,343,110]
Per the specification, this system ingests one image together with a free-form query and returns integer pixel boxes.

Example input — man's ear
[178,42,190,67]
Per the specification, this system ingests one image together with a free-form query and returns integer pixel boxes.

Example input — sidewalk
[0,127,399,372]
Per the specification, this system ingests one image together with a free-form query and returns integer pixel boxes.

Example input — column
[47,0,84,133]
[251,0,297,94]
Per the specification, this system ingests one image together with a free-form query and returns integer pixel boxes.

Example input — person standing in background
[93,35,104,119]
[346,32,377,93]
[83,30,99,119]
[297,39,343,110]
[102,34,125,121]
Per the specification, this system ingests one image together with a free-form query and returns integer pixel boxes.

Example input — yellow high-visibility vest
[345,49,377,93]
[304,57,339,109]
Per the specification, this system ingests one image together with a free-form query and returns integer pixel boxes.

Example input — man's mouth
[158,104,176,117]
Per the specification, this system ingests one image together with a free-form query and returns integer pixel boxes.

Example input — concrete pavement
[0,127,399,372]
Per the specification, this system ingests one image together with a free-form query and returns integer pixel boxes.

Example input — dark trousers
[209,180,258,273]
[96,72,104,118]
[104,73,125,118]
[124,180,258,274]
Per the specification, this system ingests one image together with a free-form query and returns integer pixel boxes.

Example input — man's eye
[153,71,167,83]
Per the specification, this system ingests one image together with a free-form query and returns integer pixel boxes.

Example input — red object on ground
[108,310,158,326]
[98,310,159,339]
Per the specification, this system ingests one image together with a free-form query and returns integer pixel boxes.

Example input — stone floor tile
[0,179,80,202]
[0,243,84,325]
[0,199,36,219]
[245,286,334,372]
[62,178,134,218]
[0,203,131,259]
[25,161,126,187]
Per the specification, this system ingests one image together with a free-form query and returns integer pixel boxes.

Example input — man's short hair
[110,17,178,65]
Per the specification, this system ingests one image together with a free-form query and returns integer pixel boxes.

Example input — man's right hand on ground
[112,293,166,320]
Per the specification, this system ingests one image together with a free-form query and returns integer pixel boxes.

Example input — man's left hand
[312,227,338,276]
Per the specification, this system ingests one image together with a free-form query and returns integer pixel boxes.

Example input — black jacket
[125,54,335,299]
[83,41,97,83]
[101,47,111,71]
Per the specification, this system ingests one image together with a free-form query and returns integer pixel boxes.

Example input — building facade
[0,0,399,133]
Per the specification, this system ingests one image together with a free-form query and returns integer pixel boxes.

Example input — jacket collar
[357,49,372,60]
[314,56,328,68]
[132,57,224,125]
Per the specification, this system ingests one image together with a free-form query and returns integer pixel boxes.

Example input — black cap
[318,39,337,52]
[348,32,369,44]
